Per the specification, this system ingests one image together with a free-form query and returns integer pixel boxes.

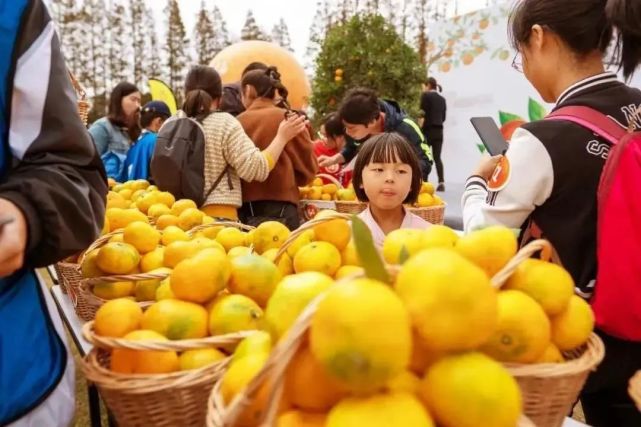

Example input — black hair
[509,0,641,79]
[107,81,141,140]
[140,109,169,129]
[338,88,381,126]
[183,65,223,121]
[241,66,291,109]
[242,62,268,76]
[352,133,423,204]
[426,77,443,92]
[323,113,345,139]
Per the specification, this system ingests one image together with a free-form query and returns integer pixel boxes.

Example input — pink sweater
[358,207,431,248]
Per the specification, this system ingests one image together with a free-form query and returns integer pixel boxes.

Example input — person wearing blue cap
[122,100,171,181]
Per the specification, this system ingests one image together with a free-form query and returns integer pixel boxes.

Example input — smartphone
[470,117,509,156]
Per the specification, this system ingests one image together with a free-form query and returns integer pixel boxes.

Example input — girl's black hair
[509,0,641,79]
[426,77,443,92]
[140,109,169,129]
[107,81,141,140]
[352,133,423,204]
[323,113,345,139]
[183,65,223,121]
[241,66,292,110]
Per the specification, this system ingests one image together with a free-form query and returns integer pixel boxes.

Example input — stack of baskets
[68,70,90,126]
[205,227,604,427]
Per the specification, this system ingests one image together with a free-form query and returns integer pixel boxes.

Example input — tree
[144,6,162,79]
[130,0,147,87]
[305,0,333,72]
[311,14,426,122]
[165,0,189,100]
[364,0,381,14]
[271,18,293,51]
[193,0,216,64]
[240,10,269,41]
[81,0,109,111]
[414,0,431,64]
[210,5,231,57]
[109,1,132,85]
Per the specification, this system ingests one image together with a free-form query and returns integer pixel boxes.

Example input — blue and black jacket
[0,0,107,423]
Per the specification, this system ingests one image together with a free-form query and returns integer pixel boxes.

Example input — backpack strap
[546,106,628,145]
[203,164,231,201]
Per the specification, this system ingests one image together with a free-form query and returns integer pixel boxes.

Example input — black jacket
[340,99,432,179]
[463,72,641,296]
[420,90,447,129]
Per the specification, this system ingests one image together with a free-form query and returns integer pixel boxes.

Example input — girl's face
[361,157,412,211]
[121,91,142,119]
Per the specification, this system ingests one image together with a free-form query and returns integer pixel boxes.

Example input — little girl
[353,133,431,247]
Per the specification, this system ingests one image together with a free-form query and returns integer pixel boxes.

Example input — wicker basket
[408,204,446,224]
[629,371,641,412]
[68,70,90,126]
[491,240,606,427]
[82,322,251,427]
[54,255,82,295]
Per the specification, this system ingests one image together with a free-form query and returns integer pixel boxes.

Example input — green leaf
[476,143,487,154]
[528,98,547,121]
[351,215,390,284]
[499,111,523,125]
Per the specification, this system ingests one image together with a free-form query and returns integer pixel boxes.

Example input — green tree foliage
[311,14,426,122]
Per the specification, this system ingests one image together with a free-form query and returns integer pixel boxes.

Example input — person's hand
[474,154,503,181]
[319,154,340,168]
[0,198,28,278]
[277,114,309,142]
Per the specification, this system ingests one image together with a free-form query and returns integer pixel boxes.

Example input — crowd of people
[0,0,639,425]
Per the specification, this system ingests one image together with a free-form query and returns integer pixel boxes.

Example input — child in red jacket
[313,113,352,186]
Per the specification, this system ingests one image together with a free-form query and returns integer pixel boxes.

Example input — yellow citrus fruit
[262,248,294,276]
[215,227,247,252]
[421,182,435,195]
[123,221,161,254]
[106,197,130,209]
[118,188,132,200]
[422,225,459,248]
[134,267,171,302]
[551,295,594,351]
[107,178,117,188]
[141,299,209,339]
[163,240,200,268]
[227,246,252,260]
[322,183,338,195]
[293,241,342,276]
[417,193,434,207]
[286,229,315,258]
[277,410,326,427]
[140,247,165,272]
[147,185,158,192]
[136,191,161,214]
[265,272,334,339]
[433,195,444,206]
[201,215,214,225]
[340,239,360,266]
[308,187,322,200]
[327,392,434,427]
[310,278,412,393]
[161,225,189,246]
[536,343,565,363]
[171,199,197,216]
[208,294,264,336]
[285,345,348,411]
[455,226,518,277]
[386,370,422,395]
[178,208,205,231]
[312,178,323,186]
[178,348,227,371]
[106,207,149,231]
[409,330,446,375]
[111,330,179,374]
[504,259,574,316]
[383,229,428,265]
[200,225,224,240]
[252,221,291,254]
[156,214,180,230]
[481,290,550,363]
[155,278,174,300]
[191,236,226,253]
[94,298,143,337]
[335,265,364,279]
[130,179,150,191]
[312,210,350,251]
[221,352,268,404]
[108,234,124,244]
[229,254,282,307]
[96,242,141,274]
[244,229,255,246]
[171,248,230,303]
[93,281,135,300]
[131,190,147,203]
[80,249,104,278]
[157,191,176,208]
[148,203,172,220]
[233,331,272,363]
[395,248,497,352]
[421,352,521,427]
[101,217,110,235]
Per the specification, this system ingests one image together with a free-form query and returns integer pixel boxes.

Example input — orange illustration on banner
[488,156,511,192]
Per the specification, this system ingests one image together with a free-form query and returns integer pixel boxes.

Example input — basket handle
[68,70,86,100]
[490,239,560,289]
[187,220,255,237]
[315,173,343,189]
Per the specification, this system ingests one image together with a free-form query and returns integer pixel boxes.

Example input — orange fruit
[111,330,179,374]
[96,242,140,274]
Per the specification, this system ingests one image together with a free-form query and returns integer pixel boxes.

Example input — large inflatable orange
[210,41,311,110]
